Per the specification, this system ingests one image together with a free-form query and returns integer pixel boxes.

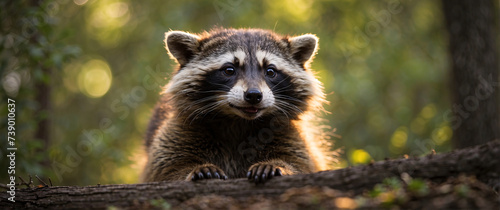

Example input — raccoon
[142,28,331,183]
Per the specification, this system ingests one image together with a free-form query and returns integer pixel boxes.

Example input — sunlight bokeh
[432,124,452,145]
[266,0,314,23]
[390,126,408,153]
[350,149,372,165]
[77,59,112,98]
[421,104,437,120]
[86,0,130,47]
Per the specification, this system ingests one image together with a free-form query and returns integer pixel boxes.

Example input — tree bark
[1,140,499,209]
[442,0,500,148]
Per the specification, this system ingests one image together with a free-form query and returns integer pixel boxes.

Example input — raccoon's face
[164,29,323,121]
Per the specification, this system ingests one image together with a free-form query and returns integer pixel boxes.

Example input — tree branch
[2,140,499,209]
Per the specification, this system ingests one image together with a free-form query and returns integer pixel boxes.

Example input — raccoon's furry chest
[195,119,279,177]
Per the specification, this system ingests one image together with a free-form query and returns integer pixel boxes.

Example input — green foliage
[150,198,172,210]
[407,178,430,196]
[363,177,408,207]
[1,0,455,185]
[0,0,80,183]
[454,184,469,197]
[361,176,431,207]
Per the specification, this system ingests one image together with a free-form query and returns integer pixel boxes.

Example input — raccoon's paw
[187,164,228,181]
[247,162,289,184]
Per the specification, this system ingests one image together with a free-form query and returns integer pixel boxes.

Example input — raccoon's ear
[288,34,319,66]
[165,31,200,66]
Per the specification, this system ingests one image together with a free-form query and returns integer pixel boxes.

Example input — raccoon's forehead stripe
[255,50,302,75]
[232,50,246,65]
[185,49,246,72]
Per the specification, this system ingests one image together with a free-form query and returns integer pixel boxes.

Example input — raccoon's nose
[244,88,262,105]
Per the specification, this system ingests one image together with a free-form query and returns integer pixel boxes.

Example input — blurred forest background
[0,0,498,186]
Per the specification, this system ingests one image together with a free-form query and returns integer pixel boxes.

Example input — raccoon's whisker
[270,75,291,90]
[273,105,291,121]
[272,84,303,95]
[274,95,307,105]
[274,101,294,115]
[186,106,206,125]
[282,103,303,114]
[271,85,294,94]
[177,105,206,123]
[176,95,221,118]
[182,96,219,108]
[170,90,225,102]
[197,101,225,121]
[187,101,225,125]
[186,102,217,122]
[206,83,233,90]
[190,104,222,125]
[197,90,228,94]
[275,101,303,115]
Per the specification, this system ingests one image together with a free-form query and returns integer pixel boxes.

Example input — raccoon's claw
[247,164,283,184]
[187,164,228,181]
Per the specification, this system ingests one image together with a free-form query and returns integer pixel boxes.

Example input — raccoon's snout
[244,88,262,105]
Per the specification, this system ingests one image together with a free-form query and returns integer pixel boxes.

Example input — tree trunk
[442,0,500,148]
[34,78,51,152]
[30,0,51,157]
[2,140,499,209]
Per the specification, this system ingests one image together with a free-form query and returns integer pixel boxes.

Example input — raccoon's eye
[223,67,235,76]
[265,67,277,78]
